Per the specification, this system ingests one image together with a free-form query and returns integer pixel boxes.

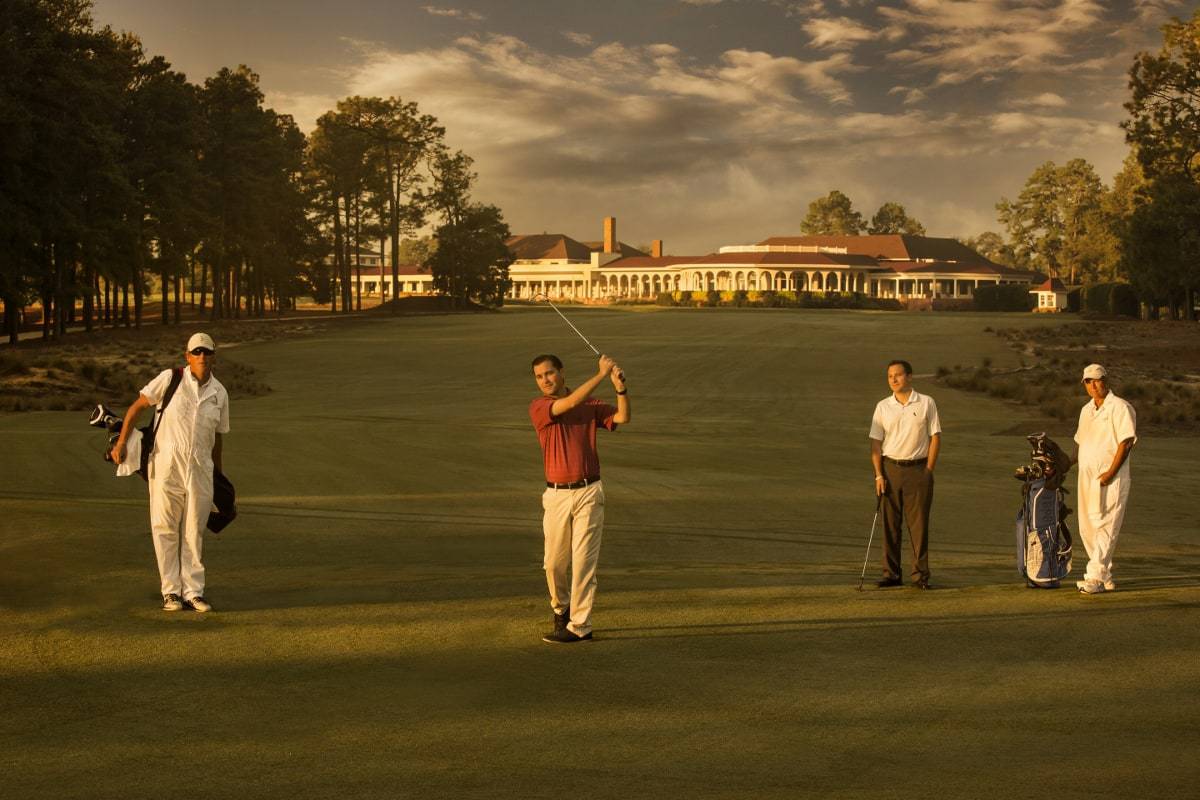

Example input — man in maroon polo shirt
[530,353,630,643]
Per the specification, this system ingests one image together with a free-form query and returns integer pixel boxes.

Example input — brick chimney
[651,239,663,258]
[604,216,616,254]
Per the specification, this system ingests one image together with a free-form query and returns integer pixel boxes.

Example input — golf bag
[1014,433,1073,588]
[88,368,183,480]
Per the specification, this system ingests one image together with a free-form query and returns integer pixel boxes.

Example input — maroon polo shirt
[529,395,618,484]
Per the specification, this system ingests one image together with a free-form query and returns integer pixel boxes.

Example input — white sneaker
[162,593,183,612]
[186,596,212,613]
[1077,580,1106,595]
[1103,579,1117,591]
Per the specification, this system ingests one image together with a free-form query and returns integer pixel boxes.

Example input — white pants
[1076,469,1130,584]
[542,481,604,636]
[149,470,212,600]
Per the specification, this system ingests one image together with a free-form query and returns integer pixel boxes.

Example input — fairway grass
[2,308,1197,799]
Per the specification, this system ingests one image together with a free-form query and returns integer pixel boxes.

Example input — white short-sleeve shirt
[1074,392,1136,477]
[140,367,230,477]
[869,389,942,460]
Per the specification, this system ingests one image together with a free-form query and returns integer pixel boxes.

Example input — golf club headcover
[208,470,237,533]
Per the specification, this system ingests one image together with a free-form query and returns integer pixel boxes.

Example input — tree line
[798,10,1200,320]
[0,0,511,345]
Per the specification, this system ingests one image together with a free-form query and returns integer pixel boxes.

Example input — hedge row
[1083,282,1139,318]
[655,290,903,310]
[972,284,1035,312]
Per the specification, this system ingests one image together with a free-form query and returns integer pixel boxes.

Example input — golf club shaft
[545,299,600,355]
[538,295,625,382]
[857,495,884,589]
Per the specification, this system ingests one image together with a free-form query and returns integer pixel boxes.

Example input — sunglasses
[189,347,214,356]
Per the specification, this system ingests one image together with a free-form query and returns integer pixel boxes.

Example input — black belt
[546,476,601,489]
[884,457,927,467]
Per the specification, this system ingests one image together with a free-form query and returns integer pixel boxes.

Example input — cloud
[803,16,879,49]
[887,85,927,105]
[421,5,485,22]
[562,31,593,47]
[296,31,1137,249]
[879,0,1110,85]
[1013,92,1068,108]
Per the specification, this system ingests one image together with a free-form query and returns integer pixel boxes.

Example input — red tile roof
[756,234,996,265]
[507,234,596,261]
[507,234,648,260]
[604,251,881,269]
[580,241,650,258]
[1033,278,1068,292]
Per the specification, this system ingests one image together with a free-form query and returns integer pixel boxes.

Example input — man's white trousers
[1076,469,1130,584]
[149,470,211,601]
[542,481,604,637]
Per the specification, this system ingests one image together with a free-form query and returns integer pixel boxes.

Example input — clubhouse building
[506,217,1040,301]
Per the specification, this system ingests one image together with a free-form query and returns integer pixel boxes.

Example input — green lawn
[2,308,1197,799]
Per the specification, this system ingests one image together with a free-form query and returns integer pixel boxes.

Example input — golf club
[533,292,625,383]
[856,493,885,591]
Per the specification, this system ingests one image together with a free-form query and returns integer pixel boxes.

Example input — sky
[91,0,1194,255]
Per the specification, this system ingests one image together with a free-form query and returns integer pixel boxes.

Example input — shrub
[1083,282,1139,317]
[0,350,29,377]
[973,283,1035,311]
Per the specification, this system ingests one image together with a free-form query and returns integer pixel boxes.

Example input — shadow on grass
[600,597,1200,640]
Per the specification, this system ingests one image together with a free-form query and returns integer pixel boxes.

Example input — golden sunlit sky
[91,0,1191,253]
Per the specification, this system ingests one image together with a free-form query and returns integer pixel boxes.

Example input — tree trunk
[354,197,362,312]
[232,256,242,319]
[212,249,224,321]
[84,263,94,332]
[133,233,144,329]
[199,257,208,313]
[3,292,18,345]
[388,156,400,314]
[379,234,387,308]
[161,261,170,326]
[174,272,182,324]
[122,282,130,327]
[332,199,344,313]
[342,196,353,313]
[1186,287,1196,322]
[53,243,66,338]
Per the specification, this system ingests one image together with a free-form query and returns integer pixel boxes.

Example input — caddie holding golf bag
[110,333,230,613]
[1014,433,1073,588]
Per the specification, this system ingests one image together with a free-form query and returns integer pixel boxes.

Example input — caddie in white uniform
[111,333,230,612]
[1073,363,1136,595]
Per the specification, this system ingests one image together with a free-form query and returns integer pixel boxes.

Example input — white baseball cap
[187,332,216,352]
[1082,363,1106,381]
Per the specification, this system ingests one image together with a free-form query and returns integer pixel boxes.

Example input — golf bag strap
[154,367,185,436]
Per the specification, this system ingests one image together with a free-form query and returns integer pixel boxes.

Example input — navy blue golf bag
[1014,433,1073,588]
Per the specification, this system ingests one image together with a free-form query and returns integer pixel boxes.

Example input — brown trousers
[881,460,933,582]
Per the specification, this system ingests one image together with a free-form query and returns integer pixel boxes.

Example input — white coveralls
[1073,392,1136,584]
[140,368,230,601]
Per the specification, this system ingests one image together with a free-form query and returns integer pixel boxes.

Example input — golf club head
[89,404,121,430]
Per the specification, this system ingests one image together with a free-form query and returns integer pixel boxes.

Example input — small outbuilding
[1030,278,1068,312]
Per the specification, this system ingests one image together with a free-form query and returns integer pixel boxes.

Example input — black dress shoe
[914,578,931,590]
[876,577,903,588]
[552,608,569,633]
[542,628,593,644]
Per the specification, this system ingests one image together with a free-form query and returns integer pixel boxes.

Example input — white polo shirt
[869,389,942,460]
[1074,392,1137,478]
